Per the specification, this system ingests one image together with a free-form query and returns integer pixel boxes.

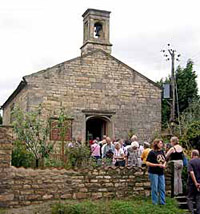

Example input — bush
[184,121,200,150]
[65,145,91,168]
[12,140,34,168]
[44,157,64,168]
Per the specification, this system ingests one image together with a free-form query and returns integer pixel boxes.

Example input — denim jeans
[149,173,166,205]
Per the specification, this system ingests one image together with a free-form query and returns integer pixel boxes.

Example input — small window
[94,22,103,38]
[50,118,73,141]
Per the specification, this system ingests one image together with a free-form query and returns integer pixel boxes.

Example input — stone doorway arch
[85,115,112,142]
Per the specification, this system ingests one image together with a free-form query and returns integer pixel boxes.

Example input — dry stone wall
[0,127,171,209]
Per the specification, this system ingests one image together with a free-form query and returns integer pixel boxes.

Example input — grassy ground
[52,197,185,214]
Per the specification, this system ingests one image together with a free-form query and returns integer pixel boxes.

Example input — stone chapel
[1,9,161,142]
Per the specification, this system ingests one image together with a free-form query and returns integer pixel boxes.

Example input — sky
[1,0,200,108]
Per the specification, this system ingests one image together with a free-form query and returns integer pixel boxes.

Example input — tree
[158,59,199,128]
[176,60,199,113]
[57,108,71,161]
[12,106,54,167]
[179,99,200,150]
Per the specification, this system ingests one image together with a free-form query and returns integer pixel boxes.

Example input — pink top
[91,143,101,157]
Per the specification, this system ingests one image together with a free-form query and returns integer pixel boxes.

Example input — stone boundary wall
[0,127,171,208]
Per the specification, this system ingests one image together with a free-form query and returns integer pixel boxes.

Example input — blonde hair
[131,135,138,141]
[170,136,179,145]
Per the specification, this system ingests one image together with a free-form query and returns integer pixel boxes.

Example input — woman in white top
[113,142,125,166]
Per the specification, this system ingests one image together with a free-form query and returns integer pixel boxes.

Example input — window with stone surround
[50,118,73,141]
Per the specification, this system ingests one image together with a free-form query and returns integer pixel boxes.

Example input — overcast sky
[1,0,200,107]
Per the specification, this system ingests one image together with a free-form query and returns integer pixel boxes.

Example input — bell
[95,25,102,37]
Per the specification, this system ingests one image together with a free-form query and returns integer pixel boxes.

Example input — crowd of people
[68,135,200,212]
[89,135,200,213]
[89,135,150,167]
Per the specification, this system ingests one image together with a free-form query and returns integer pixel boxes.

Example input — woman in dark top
[166,136,183,196]
[146,139,166,205]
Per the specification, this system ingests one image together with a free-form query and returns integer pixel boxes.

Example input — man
[102,137,115,159]
[187,150,200,214]
[99,135,107,157]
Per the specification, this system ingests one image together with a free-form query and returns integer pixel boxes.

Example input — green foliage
[180,99,200,127]
[56,108,71,160]
[176,60,199,113]
[65,145,91,168]
[0,208,6,214]
[182,166,189,194]
[52,201,98,214]
[51,197,184,214]
[179,99,200,149]
[57,108,70,140]
[127,129,135,139]
[11,105,54,167]
[181,121,200,150]
[44,156,64,168]
[158,60,199,128]
[12,140,34,168]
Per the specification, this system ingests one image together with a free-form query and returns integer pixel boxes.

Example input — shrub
[12,140,34,168]
[11,106,54,167]
[44,156,64,168]
[184,121,200,150]
[65,145,91,168]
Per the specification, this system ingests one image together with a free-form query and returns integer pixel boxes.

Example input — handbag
[182,153,188,167]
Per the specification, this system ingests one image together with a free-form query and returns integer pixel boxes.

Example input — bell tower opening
[81,9,112,55]
[94,22,103,38]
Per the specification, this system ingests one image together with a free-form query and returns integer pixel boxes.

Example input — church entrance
[86,116,110,142]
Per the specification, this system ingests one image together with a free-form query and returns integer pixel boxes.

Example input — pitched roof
[1,78,27,109]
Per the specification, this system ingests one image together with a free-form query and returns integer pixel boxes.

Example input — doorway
[86,117,108,142]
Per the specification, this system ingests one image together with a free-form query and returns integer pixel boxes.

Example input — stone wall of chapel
[7,51,161,142]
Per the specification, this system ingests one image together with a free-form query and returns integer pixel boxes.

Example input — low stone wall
[8,166,150,208]
[0,127,172,208]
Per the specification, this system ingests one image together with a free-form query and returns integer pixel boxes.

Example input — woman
[113,142,125,166]
[91,140,101,162]
[166,136,183,196]
[127,141,140,167]
[146,139,166,205]
[141,142,151,167]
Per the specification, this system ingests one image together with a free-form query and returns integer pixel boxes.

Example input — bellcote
[80,9,112,55]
